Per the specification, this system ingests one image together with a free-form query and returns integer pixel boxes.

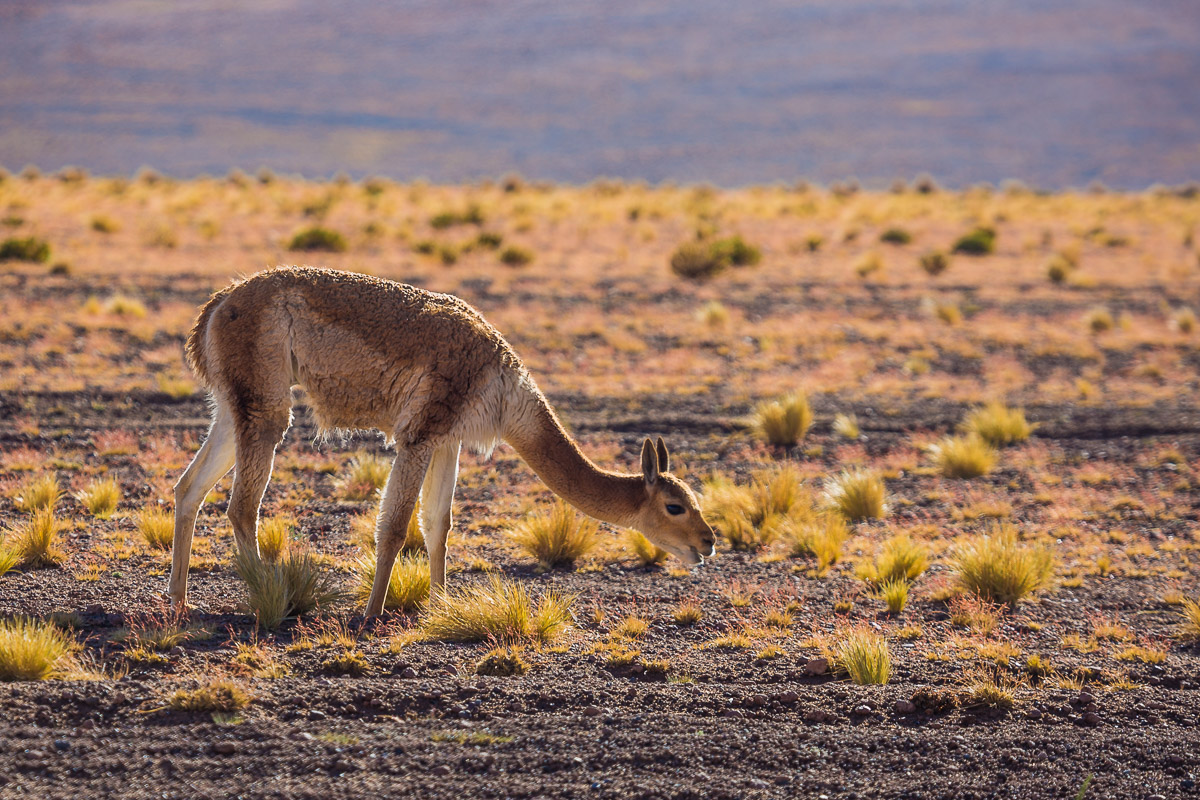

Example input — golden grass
[823,468,887,522]
[625,531,668,566]
[257,516,294,562]
[754,392,813,446]
[76,477,121,519]
[0,617,78,681]
[875,578,910,614]
[832,413,860,439]
[962,402,1033,447]
[0,546,20,576]
[9,508,65,567]
[135,507,174,550]
[827,628,891,685]
[1114,644,1167,664]
[337,451,391,501]
[475,645,529,676]
[859,534,930,585]
[610,614,649,639]
[234,549,344,629]
[512,500,599,568]
[705,465,810,550]
[781,512,848,569]
[422,575,573,644]
[962,670,1018,710]
[1180,597,1200,640]
[929,434,997,479]
[15,473,62,512]
[168,679,251,712]
[350,503,425,555]
[950,524,1055,605]
[671,601,703,626]
[353,552,430,612]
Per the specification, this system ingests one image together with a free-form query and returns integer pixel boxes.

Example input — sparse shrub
[156,373,196,399]
[15,474,62,512]
[861,534,930,585]
[499,245,534,267]
[805,233,824,252]
[323,649,370,675]
[513,501,599,569]
[1178,597,1200,639]
[952,227,996,255]
[135,508,174,550]
[962,402,1033,447]
[1171,307,1196,334]
[91,215,120,234]
[880,227,912,245]
[698,300,729,328]
[430,205,485,229]
[422,575,573,644]
[919,250,949,276]
[476,645,528,676]
[875,578,910,614]
[475,231,503,249]
[948,594,1002,636]
[962,670,1017,710]
[706,465,810,550]
[168,679,251,712]
[854,251,884,278]
[288,227,347,253]
[710,235,761,267]
[832,413,860,439]
[1046,254,1072,283]
[827,628,891,685]
[611,614,649,639]
[929,434,996,479]
[626,531,668,567]
[754,392,812,446]
[0,236,51,263]
[10,509,65,567]
[782,512,848,570]
[1084,306,1114,333]
[76,477,121,519]
[101,294,148,318]
[672,601,703,626]
[337,452,391,501]
[950,524,1055,605]
[0,617,77,681]
[823,469,887,522]
[257,516,293,562]
[669,241,726,280]
[353,552,430,612]
[933,302,961,325]
[1114,644,1166,664]
[235,549,344,629]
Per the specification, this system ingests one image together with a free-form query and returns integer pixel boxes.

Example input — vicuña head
[167,266,716,616]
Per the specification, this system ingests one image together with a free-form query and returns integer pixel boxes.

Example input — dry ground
[0,173,1198,799]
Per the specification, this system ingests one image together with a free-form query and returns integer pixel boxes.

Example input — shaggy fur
[169,266,716,615]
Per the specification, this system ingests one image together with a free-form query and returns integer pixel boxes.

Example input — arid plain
[0,171,1198,799]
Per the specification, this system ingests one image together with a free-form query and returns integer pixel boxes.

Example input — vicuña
[169,266,717,615]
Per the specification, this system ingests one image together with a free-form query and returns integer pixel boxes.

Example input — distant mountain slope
[1,0,1197,187]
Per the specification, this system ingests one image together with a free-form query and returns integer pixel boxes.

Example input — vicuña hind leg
[226,407,291,563]
[365,445,433,616]
[421,442,461,591]
[168,404,237,609]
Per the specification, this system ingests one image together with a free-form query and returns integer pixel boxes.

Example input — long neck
[502,383,644,527]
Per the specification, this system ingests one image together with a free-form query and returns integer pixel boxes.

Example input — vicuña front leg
[421,443,461,591]
[168,405,236,610]
[366,445,433,616]
[226,411,290,562]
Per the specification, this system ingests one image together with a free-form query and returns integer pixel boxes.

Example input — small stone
[779,691,799,704]
[79,720,95,731]
[853,704,872,716]
[308,710,327,721]
[805,658,828,676]
[722,709,744,719]
[804,709,826,723]
[1081,711,1101,727]
[431,765,451,777]
[1025,708,1043,720]
[213,742,236,755]
[582,705,602,717]
[895,700,916,715]
[53,740,70,751]
[748,694,769,708]
[83,604,103,615]
[1076,692,1095,705]
[170,646,186,658]
[401,667,418,679]
[332,759,357,773]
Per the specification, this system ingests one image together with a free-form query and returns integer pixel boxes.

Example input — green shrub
[919,250,950,276]
[952,227,996,255]
[710,236,761,267]
[669,241,726,280]
[288,227,347,253]
[0,237,51,263]
[430,205,485,229]
[499,246,534,267]
[880,228,912,245]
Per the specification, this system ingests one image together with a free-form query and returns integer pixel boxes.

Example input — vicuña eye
[665,504,685,516]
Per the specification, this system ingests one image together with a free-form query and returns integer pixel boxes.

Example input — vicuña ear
[655,437,670,473]
[641,438,660,485]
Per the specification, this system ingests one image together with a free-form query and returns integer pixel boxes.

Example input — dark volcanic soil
[0,393,1198,800]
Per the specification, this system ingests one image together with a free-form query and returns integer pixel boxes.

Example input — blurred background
[1,0,1198,188]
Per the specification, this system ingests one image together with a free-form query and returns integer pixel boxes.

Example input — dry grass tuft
[625,531,669,567]
[76,477,121,519]
[9,509,65,568]
[832,413,860,439]
[962,403,1033,447]
[860,534,930,585]
[234,549,344,629]
[422,575,573,644]
[512,501,599,569]
[168,679,251,712]
[0,617,78,681]
[257,516,294,562]
[929,434,997,479]
[15,474,62,512]
[337,452,391,501]
[950,524,1054,605]
[353,552,430,612]
[1180,597,1200,640]
[135,507,174,550]
[754,392,813,447]
[823,468,887,522]
[705,465,810,551]
[781,512,848,570]
[671,601,703,626]
[475,645,529,676]
[826,628,891,685]
[874,578,910,614]
[349,504,425,555]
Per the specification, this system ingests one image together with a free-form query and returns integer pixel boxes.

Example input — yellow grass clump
[1180,597,1200,640]
[0,617,79,681]
[15,474,62,512]
[9,509,65,568]
[136,507,174,550]
[625,531,668,567]
[827,628,891,685]
[823,468,887,522]
[337,452,391,501]
[754,392,813,447]
[76,477,121,519]
[257,516,294,562]
[234,549,344,629]
[875,578,910,614]
[422,575,573,644]
[859,534,930,585]
[168,679,251,712]
[780,512,848,570]
[929,434,997,479]
[705,465,810,550]
[353,552,430,612]
[475,645,529,677]
[513,500,599,569]
[950,524,1055,605]
[962,402,1033,447]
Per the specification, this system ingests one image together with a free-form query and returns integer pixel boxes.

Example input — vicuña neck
[503,384,643,527]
